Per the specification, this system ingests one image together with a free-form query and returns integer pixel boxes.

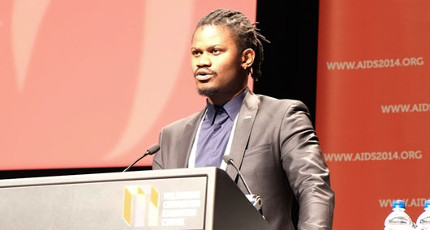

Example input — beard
[197,87,219,97]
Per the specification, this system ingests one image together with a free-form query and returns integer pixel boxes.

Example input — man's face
[191,25,247,105]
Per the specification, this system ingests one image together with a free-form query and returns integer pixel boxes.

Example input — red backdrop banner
[316,0,430,229]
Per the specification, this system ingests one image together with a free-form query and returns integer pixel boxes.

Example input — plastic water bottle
[384,200,414,230]
[416,200,430,230]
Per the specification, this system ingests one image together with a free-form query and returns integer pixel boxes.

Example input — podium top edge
[0,167,223,188]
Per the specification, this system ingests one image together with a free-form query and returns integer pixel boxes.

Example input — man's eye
[191,50,201,56]
[212,49,221,54]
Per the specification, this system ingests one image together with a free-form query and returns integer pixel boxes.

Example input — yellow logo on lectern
[123,185,160,227]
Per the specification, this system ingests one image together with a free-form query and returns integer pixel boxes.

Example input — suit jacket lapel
[226,91,259,179]
[176,111,205,168]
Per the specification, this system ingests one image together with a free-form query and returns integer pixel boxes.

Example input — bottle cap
[424,200,430,209]
[392,200,406,209]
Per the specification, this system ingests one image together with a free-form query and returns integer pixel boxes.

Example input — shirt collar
[205,89,247,123]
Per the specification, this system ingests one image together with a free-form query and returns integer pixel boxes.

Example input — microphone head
[222,155,233,164]
[147,144,160,155]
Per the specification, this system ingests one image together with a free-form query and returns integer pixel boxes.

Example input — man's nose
[197,52,211,67]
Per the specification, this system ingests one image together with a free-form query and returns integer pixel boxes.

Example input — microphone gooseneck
[222,155,263,212]
[123,144,160,172]
[223,155,253,195]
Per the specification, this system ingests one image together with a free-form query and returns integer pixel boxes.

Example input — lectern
[0,167,269,230]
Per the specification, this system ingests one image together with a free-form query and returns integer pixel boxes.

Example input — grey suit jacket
[152,91,335,230]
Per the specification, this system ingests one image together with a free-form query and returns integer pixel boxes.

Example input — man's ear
[241,48,255,70]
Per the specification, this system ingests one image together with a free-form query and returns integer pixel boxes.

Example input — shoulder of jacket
[255,93,304,106]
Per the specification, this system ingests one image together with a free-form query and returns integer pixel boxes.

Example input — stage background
[1,0,428,229]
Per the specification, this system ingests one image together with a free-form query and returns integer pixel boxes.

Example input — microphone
[123,144,160,172]
[223,155,263,211]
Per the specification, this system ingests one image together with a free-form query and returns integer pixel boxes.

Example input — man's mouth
[195,69,216,81]
[196,74,213,81]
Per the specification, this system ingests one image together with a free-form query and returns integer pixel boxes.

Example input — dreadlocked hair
[195,9,270,81]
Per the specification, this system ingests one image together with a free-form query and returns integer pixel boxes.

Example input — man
[152,9,334,230]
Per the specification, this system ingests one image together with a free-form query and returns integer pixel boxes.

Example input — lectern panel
[0,172,207,229]
[0,168,269,230]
